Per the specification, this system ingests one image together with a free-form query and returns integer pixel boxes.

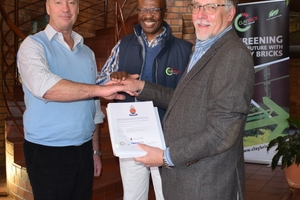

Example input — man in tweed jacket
[112,0,255,199]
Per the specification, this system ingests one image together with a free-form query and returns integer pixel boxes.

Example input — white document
[106,101,166,158]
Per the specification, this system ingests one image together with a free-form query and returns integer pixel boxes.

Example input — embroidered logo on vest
[165,67,180,76]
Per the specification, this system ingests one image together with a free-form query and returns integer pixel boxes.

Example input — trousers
[120,157,164,200]
[23,139,94,200]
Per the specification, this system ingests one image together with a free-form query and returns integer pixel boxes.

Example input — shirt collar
[195,25,232,51]
[187,25,232,72]
[141,26,167,48]
[44,24,83,48]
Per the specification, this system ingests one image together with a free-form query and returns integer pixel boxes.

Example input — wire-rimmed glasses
[189,3,231,15]
[136,8,164,15]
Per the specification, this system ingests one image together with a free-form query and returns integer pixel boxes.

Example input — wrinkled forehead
[138,0,167,8]
[46,0,79,2]
[192,0,224,3]
[192,0,237,7]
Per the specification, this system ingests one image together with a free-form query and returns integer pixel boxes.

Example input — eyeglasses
[136,8,164,15]
[189,3,231,15]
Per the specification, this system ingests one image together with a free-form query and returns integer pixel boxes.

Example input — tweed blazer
[138,28,255,200]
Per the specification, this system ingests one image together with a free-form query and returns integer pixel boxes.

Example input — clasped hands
[104,71,143,97]
[105,71,164,167]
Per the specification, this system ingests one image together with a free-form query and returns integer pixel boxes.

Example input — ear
[46,2,50,15]
[227,6,236,22]
[164,8,168,19]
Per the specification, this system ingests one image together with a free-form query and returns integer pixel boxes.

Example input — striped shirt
[187,25,232,73]
[17,24,87,99]
[17,24,103,124]
[96,27,167,85]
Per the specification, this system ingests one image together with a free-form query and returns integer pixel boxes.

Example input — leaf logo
[269,9,279,18]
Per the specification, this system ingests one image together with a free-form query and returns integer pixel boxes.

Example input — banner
[234,0,290,164]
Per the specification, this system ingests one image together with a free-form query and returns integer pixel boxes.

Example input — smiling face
[191,0,235,41]
[137,0,167,41]
[46,0,79,33]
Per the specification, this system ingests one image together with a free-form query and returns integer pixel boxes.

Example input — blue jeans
[23,139,94,200]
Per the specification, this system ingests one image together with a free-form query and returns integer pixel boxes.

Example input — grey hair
[191,0,238,7]
[224,0,238,8]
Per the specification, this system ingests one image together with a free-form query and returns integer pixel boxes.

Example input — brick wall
[0,3,9,168]
[0,0,114,168]
[6,137,33,199]
[0,0,194,168]
[166,0,196,44]
[1,1,300,169]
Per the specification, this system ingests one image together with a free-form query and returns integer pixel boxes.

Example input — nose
[144,11,153,18]
[196,7,207,18]
[61,2,70,12]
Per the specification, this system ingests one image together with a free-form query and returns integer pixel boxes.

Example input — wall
[1,0,300,168]
[165,0,196,43]
[0,3,8,168]
[6,137,33,199]
[0,0,112,168]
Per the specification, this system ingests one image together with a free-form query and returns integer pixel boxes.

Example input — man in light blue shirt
[17,0,133,199]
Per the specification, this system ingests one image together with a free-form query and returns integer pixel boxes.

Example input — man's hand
[100,84,127,100]
[102,93,126,100]
[93,155,102,177]
[110,73,140,82]
[104,74,144,98]
[120,76,145,93]
[110,71,130,82]
[134,144,164,167]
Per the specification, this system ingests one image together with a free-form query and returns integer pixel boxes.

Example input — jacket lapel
[162,29,236,123]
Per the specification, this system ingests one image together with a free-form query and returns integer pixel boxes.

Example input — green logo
[269,9,279,18]
[165,67,180,76]
[234,12,258,33]
[234,13,251,33]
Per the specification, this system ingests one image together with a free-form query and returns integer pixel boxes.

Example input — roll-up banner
[234,0,290,164]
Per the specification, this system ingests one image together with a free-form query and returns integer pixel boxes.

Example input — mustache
[195,19,211,26]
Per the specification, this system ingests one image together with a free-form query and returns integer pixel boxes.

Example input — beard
[194,19,213,41]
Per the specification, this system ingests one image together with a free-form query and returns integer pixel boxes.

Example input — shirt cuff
[94,99,105,124]
[96,73,111,85]
[164,147,175,167]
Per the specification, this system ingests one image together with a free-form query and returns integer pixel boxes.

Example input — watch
[93,150,102,156]
[162,152,173,169]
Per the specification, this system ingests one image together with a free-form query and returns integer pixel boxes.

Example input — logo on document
[129,105,138,116]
